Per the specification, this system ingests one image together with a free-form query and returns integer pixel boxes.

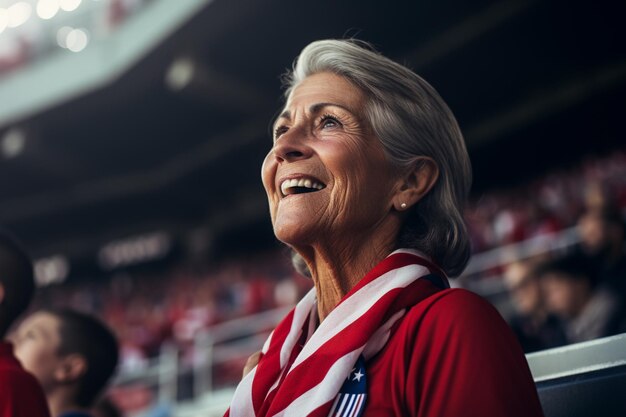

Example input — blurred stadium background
[1,0,625,415]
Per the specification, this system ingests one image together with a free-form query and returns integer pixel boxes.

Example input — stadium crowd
[27,148,626,369]
[466,149,626,252]
[1,148,625,415]
[30,253,310,372]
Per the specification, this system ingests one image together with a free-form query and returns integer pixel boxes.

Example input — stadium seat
[527,334,626,417]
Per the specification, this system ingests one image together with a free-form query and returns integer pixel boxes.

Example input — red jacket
[363,287,545,416]
[0,342,50,417]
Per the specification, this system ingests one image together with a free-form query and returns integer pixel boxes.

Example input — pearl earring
[400,203,407,209]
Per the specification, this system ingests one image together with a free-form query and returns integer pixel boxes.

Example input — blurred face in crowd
[541,273,590,319]
[13,312,63,392]
[262,72,399,251]
[511,278,541,316]
[578,212,610,256]
[504,262,541,315]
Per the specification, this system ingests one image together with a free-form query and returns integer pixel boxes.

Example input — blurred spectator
[107,385,154,416]
[274,279,299,307]
[13,309,119,417]
[0,232,50,417]
[536,254,626,344]
[503,260,566,352]
[465,149,626,252]
[577,205,626,296]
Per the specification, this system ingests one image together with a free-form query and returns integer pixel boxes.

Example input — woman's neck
[302,233,396,322]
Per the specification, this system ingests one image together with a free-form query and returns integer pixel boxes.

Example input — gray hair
[282,39,472,277]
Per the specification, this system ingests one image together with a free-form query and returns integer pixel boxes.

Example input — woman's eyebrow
[277,109,291,121]
[273,102,356,128]
[309,102,355,115]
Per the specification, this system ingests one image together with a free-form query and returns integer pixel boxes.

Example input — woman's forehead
[285,72,364,111]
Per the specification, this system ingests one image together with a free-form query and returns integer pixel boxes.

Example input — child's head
[14,308,119,408]
[537,255,596,319]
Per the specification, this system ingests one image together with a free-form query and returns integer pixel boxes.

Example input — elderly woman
[225,40,543,417]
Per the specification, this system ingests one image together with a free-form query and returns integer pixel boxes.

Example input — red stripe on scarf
[252,309,296,411]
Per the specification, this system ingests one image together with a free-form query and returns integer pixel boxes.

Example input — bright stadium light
[166,57,195,91]
[0,8,8,34]
[60,0,81,12]
[7,2,32,28]
[56,25,72,47]
[37,0,60,20]
[66,27,88,52]
[1,128,26,159]
[0,36,19,58]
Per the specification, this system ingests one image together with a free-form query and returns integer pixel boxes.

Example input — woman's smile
[278,174,326,197]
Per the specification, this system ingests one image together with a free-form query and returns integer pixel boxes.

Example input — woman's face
[262,72,399,250]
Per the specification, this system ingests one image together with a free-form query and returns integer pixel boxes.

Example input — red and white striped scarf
[225,249,448,417]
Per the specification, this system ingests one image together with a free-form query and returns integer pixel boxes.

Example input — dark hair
[44,308,119,408]
[536,254,597,287]
[596,205,626,235]
[0,231,35,336]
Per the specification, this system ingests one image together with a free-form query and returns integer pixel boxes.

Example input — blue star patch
[328,355,367,417]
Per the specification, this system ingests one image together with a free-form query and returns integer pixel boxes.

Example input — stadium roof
[0,0,624,270]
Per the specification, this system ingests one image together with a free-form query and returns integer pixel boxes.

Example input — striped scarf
[225,249,449,417]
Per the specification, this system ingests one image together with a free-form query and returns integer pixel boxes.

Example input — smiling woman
[225,40,544,417]
[263,72,402,313]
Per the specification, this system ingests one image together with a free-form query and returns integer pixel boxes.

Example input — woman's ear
[393,157,439,211]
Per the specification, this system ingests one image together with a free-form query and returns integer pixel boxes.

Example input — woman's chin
[273,223,316,248]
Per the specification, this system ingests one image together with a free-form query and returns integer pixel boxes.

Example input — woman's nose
[272,129,312,163]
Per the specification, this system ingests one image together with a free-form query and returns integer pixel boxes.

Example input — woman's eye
[274,126,288,139]
[320,115,341,129]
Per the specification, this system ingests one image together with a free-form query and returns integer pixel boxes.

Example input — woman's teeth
[280,178,325,196]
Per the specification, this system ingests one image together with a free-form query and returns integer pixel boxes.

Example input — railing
[192,306,292,397]
[527,333,626,417]
[462,227,579,277]
[112,226,582,415]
